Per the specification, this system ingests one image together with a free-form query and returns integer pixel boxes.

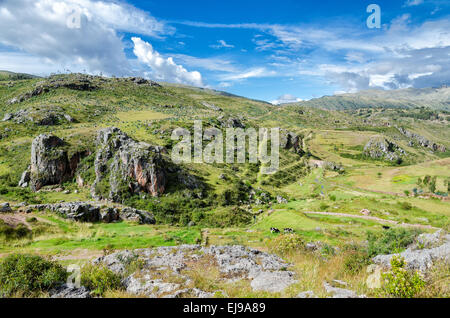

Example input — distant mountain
[0,70,39,81]
[288,86,450,111]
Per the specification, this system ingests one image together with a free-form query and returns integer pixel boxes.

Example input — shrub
[0,220,31,241]
[0,254,67,297]
[269,234,305,255]
[382,256,425,298]
[398,201,413,210]
[367,228,420,257]
[81,264,123,296]
[203,207,252,228]
[320,243,335,257]
[343,250,371,274]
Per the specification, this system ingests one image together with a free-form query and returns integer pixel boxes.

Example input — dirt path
[303,211,440,230]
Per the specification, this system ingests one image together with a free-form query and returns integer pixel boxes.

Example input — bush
[398,201,413,210]
[81,264,123,296]
[203,207,252,228]
[269,234,305,255]
[367,228,420,257]
[0,220,31,241]
[343,250,371,274]
[382,256,425,298]
[0,254,67,297]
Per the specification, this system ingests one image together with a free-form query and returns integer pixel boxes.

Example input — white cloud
[404,0,424,7]
[271,94,302,105]
[132,37,203,87]
[0,0,169,76]
[210,40,234,49]
[218,67,276,81]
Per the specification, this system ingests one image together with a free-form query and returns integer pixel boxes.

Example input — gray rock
[93,250,136,274]
[323,281,365,298]
[120,207,155,224]
[96,245,296,297]
[250,271,297,293]
[18,167,31,188]
[297,291,317,298]
[50,284,91,298]
[0,202,12,213]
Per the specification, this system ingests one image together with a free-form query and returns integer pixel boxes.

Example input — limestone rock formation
[92,127,166,202]
[29,134,72,192]
[280,130,304,155]
[26,202,155,224]
[397,127,446,152]
[2,106,74,126]
[94,245,297,297]
[363,136,406,162]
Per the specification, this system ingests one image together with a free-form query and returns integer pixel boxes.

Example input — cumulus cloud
[0,0,169,76]
[132,37,204,87]
[271,94,302,105]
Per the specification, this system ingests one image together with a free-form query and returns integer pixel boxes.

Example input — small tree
[429,176,437,194]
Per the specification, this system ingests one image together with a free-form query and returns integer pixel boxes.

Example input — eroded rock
[92,127,166,202]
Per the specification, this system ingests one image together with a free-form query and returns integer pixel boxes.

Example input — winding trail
[302,211,440,230]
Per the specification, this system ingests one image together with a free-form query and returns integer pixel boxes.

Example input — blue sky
[0,0,449,103]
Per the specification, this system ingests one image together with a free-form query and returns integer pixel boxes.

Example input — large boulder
[92,127,166,202]
[29,134,72,192]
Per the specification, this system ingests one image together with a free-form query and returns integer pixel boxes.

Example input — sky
[0,0,449,103]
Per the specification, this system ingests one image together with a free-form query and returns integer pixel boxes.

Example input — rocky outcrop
[2,106,74,126]
[280,130,304,155]
[218,115,245,128]
[94,245,296,297]
[92,127,166,202]
[363,136,406,162]
[397,127,446,152]
[7,74,98,105]
[26,202,155,224]
[29,134,72,192]
[372,230,450,273]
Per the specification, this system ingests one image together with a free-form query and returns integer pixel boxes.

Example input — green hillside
[0,73,448,298]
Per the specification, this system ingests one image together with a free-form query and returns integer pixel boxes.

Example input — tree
[429,176,437,194]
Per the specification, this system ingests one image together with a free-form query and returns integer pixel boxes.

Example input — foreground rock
[94,245,297,298]
[323,281,366,298]
[50,284,91,298]
[92,127,166,202]
[372,230,450,272]
[26,202,155,224]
